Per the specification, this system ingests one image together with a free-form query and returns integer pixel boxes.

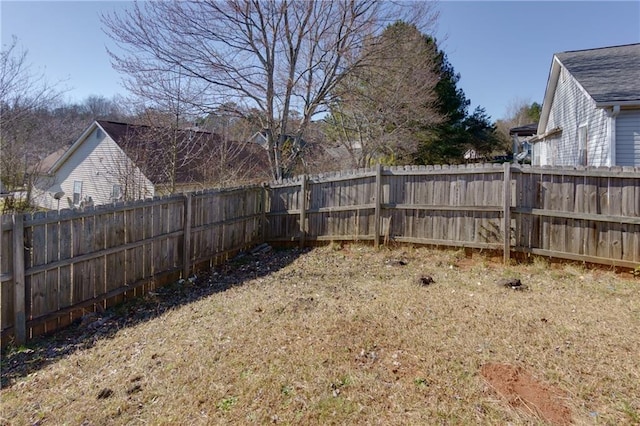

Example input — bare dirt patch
[481,363,571,425]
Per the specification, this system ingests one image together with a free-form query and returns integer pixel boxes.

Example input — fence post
[183,193,192,279]
[374,163,382,248]
[299,176,307,248]
[503,162,511,264]
[261,183,268,243]
[13,214,26,346]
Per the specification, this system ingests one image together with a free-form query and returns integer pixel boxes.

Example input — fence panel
[267,180,303,242]
[306,171,377,241]
[381,165,505,248]
[512,166,640,266]
[1,186,265,345]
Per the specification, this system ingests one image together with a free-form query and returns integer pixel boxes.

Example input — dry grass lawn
[1,244,639,425]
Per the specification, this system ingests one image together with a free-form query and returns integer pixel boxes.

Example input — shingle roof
[509,123,538,136]
[555,43,640,104]
[96,120,270,185]
[35,146,69,174]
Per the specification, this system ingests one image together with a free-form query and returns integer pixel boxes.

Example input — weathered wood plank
[1,215,16,335]
[596,176,611,258]
[12,215,26,345]
[45,211,60,328]
[57,213,72,321]
[374,164,382,247]
[621,177,637,261]
[503,163,511,263]
[608,177,623,260]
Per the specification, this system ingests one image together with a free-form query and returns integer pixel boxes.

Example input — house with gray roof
[532,43,640,167]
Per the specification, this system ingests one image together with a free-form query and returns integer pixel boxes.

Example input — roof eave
[530,126,562,143]
[49,121,101,174]
[538,56,562,134]
[595,100,640,108]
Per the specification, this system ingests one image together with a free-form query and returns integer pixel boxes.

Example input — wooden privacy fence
[1,186,265,345]
[266,163,640,265]
[2,164,639,345]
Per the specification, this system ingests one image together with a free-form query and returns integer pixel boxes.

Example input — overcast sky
[1,1,639,121]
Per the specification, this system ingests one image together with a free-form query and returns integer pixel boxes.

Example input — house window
[112,184,122,201]
[73,181,83,205]
[578,125,588,166]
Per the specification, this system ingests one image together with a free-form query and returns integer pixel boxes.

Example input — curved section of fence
[2,164,639,345]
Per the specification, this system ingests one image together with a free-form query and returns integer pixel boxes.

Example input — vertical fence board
[58,213,72,324]
[30,212,47,335]
[2,170,640,345]
[597,176,611,258]
[12,215,26,344]
[608,176,623,260]
[81,212,96,303]
[621,177,639,261]
[1,215,16,337]
[503,164,511,263]
[584,173,599,257]
[44,211,60,331]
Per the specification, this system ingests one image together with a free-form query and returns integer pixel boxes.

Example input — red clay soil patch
[481,363,572,425]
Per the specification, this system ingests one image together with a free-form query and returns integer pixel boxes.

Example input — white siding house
[33,120,271,210]
[33,121,155,209]
[532,44,640,167]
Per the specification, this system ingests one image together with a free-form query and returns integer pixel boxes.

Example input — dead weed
[1,244,639,425]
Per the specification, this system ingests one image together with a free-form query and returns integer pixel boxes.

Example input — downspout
[606,105,621,166]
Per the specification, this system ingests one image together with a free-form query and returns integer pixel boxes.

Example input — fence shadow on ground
[0,246,306,388]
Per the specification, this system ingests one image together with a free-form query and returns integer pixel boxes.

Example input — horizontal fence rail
[267,164,510,254]
[510,165,640,266]
[266,163,640,265]
[2,164,639,345]
[1,186,265,345]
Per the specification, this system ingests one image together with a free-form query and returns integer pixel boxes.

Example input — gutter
[596,100,640,108]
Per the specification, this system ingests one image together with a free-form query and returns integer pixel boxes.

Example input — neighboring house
[33,120,270,210]
[248,130,307,151]
[532,43,640,167]
[509,123,537,163]
[248,130,307,178]
[463,149,482,161]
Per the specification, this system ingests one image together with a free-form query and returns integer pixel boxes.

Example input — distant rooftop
[555,43,640,104]
[509,123,538,136]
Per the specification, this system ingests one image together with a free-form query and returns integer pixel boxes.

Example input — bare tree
[324,22,443,168]
[495,98,542,155]
[103,0,437,181]
[199,107,272,186]
[124,62,229,193]
[1,37,64,208]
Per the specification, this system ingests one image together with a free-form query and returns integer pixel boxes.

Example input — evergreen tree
[415,40,500,164]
